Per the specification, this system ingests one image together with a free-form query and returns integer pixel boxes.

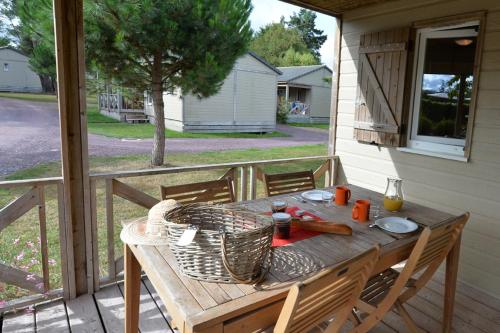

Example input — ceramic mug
[335,186,351,205]
[352,199,370,222]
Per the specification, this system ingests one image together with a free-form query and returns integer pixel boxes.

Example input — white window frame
[407,22,479,157]
[3,63,8,72]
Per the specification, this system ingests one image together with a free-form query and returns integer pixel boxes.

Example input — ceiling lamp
[455,38,474,46]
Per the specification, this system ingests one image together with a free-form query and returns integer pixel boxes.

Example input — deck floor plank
[2,310,35,333]
[2,275,500,333]
[35,300,70,333]
[66,293,105,333]
[117,280,174,333]
[94,284,126,332]
[143,278,179,333]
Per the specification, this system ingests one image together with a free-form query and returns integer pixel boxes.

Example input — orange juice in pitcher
[383,178,404,212]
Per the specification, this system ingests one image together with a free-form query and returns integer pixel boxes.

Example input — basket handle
[220,233,273,284]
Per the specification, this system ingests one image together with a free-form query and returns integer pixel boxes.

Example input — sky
[250,0,337,68]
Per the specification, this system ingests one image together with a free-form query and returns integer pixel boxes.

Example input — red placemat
[266,207,322,247]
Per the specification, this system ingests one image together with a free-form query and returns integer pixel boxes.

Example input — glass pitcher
[383,178,404,211]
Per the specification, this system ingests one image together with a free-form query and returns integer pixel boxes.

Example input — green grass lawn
[0,144,327,301]
[86,106,288,139]
[288,123,330,130]
[0,91,98,106]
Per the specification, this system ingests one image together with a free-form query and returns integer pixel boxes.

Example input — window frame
[407,22,479,157]
[3,63,8,72]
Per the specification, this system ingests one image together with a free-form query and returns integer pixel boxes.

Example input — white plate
[375,217,418,234]
[301,190,333,202]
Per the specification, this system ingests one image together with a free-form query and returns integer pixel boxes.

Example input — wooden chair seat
[360,268,399,306]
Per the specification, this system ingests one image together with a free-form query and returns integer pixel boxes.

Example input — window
[3,63,8,72]
[408,22,479,157]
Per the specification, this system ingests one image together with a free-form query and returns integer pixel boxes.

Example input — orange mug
[335,186,351,205]
[352,199,370,222]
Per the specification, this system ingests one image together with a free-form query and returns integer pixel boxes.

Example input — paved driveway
[0,98,327,175]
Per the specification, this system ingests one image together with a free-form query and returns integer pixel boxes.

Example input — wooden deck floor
[1,272,499,333]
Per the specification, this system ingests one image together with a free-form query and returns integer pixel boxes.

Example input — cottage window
[3,63,8,72]
[408,22,480,157]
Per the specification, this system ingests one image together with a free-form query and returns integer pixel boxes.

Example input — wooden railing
[0,177,70,312]
[0,155,338,310]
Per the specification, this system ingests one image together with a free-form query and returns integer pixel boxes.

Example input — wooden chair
[350,213,470,333]
[160,178,235,204]
[264,170,315,197]
[260,246,380,333]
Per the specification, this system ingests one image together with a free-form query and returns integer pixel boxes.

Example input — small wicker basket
[163,203,274,284]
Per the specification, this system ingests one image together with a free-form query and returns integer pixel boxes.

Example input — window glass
[417,36,476,140]
[3,63,8,72]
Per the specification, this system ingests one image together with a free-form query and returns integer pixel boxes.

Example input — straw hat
[120,199,180,246]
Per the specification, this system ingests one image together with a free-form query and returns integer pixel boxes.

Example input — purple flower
[13,238,20,245]
[48,259,56,266]
[35,282,44,291]
[15,251,25,261]
[26,241,34,248]
[30,259,39,265]
[0,300,6,308]
[26,274,36,281]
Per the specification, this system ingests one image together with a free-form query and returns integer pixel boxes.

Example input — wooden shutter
[354,27,411,146]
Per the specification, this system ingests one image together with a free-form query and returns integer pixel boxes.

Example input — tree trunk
[151,71,165,166]
[39,74,56,93]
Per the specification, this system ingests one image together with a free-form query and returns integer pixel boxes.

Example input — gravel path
[0,98,327,176]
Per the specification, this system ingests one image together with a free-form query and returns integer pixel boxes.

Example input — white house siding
[144,89,184,131]
[0,48,41,93]
[234,71,276,124]
[182,54,277,132]
[336,0,500,298]
[289,67,332,120]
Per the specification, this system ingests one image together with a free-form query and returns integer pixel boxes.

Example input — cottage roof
[247,51,282,75]
[277,65,332,83]
[0,46,28,57]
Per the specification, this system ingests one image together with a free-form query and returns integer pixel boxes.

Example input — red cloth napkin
[267,206,322,247]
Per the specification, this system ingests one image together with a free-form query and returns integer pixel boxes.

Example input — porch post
[53,0,95,296]
[285,85,289,103]
[328,17,343,157]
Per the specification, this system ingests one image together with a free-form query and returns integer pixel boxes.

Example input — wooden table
[124,185,460,333]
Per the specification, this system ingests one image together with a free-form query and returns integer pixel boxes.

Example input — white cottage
[0,47,42,93]
[277,65,332,123]
[144,52,281,133]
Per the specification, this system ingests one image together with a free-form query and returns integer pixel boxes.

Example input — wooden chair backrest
[274,246,380,333]
[376,213,469,311]
[264,170,316,197]
[160,178,235,205]
[396,212,469,302]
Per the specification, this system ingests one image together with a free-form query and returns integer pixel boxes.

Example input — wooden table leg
[125,244,141,333]
[443,234,461,333]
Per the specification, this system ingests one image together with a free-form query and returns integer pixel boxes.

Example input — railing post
[105,179,116,281]
[249,166,257,200]
[331,157,338,186]
[239,167,248,201]
[36,185,50,292]
[57,181,75,299]
[90,178,100,291]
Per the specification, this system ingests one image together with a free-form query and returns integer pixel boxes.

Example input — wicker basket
[163,203,274,284]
